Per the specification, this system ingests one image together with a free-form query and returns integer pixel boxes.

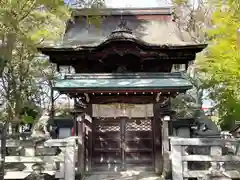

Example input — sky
[105,0,171,7]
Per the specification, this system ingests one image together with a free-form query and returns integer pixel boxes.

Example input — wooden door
[124,118,154,170]
[92,119,122,171]
[91,118,154,172]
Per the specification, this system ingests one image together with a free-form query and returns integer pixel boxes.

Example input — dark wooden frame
[71,93,171,174]
[90,117,156,172]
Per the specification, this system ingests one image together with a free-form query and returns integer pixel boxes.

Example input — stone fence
[170,137,240,180]
[0,137,79,180]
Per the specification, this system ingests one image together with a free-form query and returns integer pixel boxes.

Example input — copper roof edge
[63,72,187,79]
[71,7,172,16]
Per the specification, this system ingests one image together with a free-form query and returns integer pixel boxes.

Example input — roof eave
[37,43,208,54]
[54,87,192,93]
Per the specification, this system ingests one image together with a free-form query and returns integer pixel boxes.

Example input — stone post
[64,139,76,180]
[170,137,184,180]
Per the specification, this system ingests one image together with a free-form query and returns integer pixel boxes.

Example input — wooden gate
[91,118,154,172]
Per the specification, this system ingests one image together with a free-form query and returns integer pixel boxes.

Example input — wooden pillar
[85,106,92,172]
[153,95,171,175]
[153,116,162,174]
[74,94,87,178]
[72,112,78,136]
[162,116,171,178]
[77,116,85,178]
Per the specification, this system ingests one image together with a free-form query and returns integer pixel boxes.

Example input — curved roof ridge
[71,7,172,16]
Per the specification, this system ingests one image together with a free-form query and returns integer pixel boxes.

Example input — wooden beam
[90,95,156,104]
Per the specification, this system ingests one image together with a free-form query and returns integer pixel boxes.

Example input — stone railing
[170,137,240,180]
[0,137,79,180]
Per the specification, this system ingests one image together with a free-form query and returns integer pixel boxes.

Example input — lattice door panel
[126,120,152,132]
[92,119,122,171]
[125,119,154,169]
[95,123,121,132]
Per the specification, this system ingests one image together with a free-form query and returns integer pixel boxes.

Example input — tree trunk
[196,89,203,107]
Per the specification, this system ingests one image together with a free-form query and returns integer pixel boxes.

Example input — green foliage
[172,0,189,5]
[171,93,197,118]
[171,0,240,130]
[0,0,104,125]
[198,0,240,130]
[0,0,69,123]
[20,103,41,123]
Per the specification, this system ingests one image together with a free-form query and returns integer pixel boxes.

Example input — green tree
[198,0,240,130]
[0,0,69,126]
[172,0,212,43]
[0,0,105,129]
[171,0,212,108]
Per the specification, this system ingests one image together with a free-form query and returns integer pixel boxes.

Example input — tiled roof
[41,8,206,49]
